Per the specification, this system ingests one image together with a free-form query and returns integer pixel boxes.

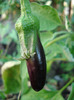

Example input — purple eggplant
[26,35,46,91]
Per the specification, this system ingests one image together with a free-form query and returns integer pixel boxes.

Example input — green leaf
[46,83,56,91]
[0,1,10,14]
[45,43,63,61]
[40,31,68,47]
[0,23,18,44]
[0,23,11,44]
[61,46,74,61]
[40,31,74,61]
[0,23,10,38]
[51,93,64,100]
[21,89,64,100]
[40,31,53,46]
[9,29,18,43]
[68,83,74,100]
[1,36,11,45]
[70,32,74,41]
[1,61,21,94]
[31,3,61,31]
[61,62,74,71]
[20,60,29,95]
[0,91,6,99]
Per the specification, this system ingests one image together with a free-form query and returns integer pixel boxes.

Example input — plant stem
[47,58,67,62]
[59,77,74,94]
[20,0,31,16]
[45,34,69,48]
[51,78,74,100]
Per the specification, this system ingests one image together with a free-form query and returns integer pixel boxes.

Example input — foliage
[0,0,74,100]
[2,61,21,94]
[31,2,61,31]
[21,89,64,100]
[68,83,74,100]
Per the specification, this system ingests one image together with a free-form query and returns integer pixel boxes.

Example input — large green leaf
[31,3,61,31]
[21,89,64,100]
[1,61,21,94]
[68,83,74,100]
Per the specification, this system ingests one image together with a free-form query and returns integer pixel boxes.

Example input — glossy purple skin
[26,35,46,91]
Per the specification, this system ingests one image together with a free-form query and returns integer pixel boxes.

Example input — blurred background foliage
[0,0,74,100]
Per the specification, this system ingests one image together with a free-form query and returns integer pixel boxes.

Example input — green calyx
[15,0,40,59]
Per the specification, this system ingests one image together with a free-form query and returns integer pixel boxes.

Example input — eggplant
[26,35,46,91]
